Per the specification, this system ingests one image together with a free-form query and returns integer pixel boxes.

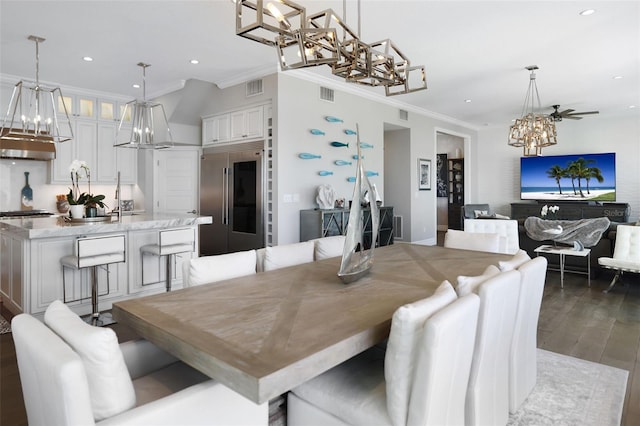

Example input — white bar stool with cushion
[60,234,126,326]
[140,228,195,292]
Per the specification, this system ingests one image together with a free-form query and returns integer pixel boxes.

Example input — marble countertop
[0,213,213,239]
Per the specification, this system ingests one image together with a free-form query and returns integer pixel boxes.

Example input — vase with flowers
[540,204,560,220]
[67,159,107,218]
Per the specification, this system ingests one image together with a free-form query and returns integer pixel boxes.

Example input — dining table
[112,243,511,405]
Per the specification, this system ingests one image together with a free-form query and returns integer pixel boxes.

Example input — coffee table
[534,244,591,288]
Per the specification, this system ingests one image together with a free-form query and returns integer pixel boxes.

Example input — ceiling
[1,0,638,128]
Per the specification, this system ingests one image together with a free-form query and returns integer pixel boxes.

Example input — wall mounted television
[520,152,616,202]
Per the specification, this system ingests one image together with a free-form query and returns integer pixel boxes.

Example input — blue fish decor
[310,129,325,136]
[366,171,379,177]
[299,153,321,159]
[330,141,349,148]
[325,116,344,123]
[346,177,356,182]
[344,129,357,135]
[352,155,364,160]
[319,171,334,176]
[334,160,352,166]
[359,142,374,149]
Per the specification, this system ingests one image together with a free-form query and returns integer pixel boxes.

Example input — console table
[300,206,394,249]
[511,202,629,222]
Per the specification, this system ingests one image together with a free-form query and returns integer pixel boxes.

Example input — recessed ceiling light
[630,105,637,109]
[190,59,199,65]
[613,75,623,80]
[580,9,595,16]
[132,84,140,89]
[464,99,472,103]
[82,56,93,62]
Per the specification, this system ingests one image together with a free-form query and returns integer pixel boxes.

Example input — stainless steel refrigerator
[199,147,264,256]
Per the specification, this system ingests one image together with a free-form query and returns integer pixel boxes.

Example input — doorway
[436,132,464,231]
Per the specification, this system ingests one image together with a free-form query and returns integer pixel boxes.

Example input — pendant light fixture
[0,35,73,144]
[508,65,557,156]
[236,0,427,96]
[115,62,173,149]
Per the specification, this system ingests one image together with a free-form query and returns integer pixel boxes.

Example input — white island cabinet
[0,213,212,318]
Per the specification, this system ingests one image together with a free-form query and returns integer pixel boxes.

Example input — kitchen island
[0,213,212,317]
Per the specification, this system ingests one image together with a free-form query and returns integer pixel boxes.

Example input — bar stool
[140,228,195,292]
[60,234,126,326]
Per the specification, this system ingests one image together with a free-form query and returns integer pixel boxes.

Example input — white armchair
[463,218,520,254]
[12,300,267,426]
[598,224,640,293]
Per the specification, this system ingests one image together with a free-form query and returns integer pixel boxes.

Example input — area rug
[508,349,628,426]
[0,316,10,334]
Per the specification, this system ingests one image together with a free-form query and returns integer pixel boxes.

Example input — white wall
[474,115,640,221]
[275,72,478,245]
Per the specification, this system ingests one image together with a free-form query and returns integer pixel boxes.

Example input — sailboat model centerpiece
[338,124,380,284]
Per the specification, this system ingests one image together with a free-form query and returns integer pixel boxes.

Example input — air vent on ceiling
[246,79,263,97]
[320,86,334,102]
[399,109,409,121]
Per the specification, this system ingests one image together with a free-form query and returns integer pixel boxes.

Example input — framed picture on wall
[436,153,448,197]
[418,158,431,190]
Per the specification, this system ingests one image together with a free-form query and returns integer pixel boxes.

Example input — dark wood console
[511,202,630,222]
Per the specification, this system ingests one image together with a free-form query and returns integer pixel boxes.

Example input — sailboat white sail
[338,124,380,284]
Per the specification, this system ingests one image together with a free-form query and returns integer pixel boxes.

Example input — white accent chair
[444,228,501,253]
[598,224,640,293]
[312,235,346,260]
[182,249,257,287]
[464,218,520,254]
[459,269,521,426]
[256,240,315,272]
[60,234,126,326]
[140,228,195,291]
[509,256,548,413]
[12,300,267,426]
[287,283,481,426]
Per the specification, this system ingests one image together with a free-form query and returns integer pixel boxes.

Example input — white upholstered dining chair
[256,240,315,272]
[287,281,481,426]
[598,224,640,293]
[444,228,502,253]
[312,235,346,260]
[457,269,521,426]
[507,255,548,413]
[183,249,257,287]
[12,300,267,426]
[463,218,520,254]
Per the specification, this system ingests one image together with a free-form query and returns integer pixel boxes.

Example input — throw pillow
[455,264,501,296]
[474,210,489,218]
[385,281,458,426]
[44,300,136,421]
[498,249,531,271]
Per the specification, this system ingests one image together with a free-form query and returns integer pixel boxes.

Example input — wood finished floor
[2,265,639,425]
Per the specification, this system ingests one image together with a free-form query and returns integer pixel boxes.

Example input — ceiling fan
[550,105,599,121]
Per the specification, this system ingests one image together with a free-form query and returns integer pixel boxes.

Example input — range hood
[0,138,56,161]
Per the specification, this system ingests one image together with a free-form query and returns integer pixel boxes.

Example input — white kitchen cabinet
[230,106,263,141]
[0,232,24,313]
[97,123,137,184]
[50,119,97,184]
[202,113,230,145]
[202,106,264,146]
[57,93,96,120]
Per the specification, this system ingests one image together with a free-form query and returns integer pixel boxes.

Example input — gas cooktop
[0,210,54,218]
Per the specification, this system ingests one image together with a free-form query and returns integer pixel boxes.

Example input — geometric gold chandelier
[236,0,427,96]
[508,65,557,156]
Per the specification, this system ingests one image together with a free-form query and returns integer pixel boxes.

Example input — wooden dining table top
[112,243,511,404]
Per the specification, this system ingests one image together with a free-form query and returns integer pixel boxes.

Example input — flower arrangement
[541,204,560,220]
[67,159,106,208]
